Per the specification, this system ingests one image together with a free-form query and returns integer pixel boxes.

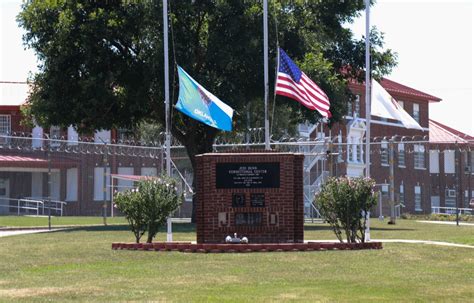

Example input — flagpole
[365,0,371,178]
[263,0,270,150]
[364,0,371,241]
[163,0,172,242]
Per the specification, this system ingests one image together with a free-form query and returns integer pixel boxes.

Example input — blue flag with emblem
[175,66,234,131]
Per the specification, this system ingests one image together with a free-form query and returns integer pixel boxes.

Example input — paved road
[0,229,54,238]
[306,239,474,249]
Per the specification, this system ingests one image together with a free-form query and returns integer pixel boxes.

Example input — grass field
[0,219,473,302]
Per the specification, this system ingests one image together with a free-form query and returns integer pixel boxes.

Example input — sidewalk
[306,239,474,249]
[417,220,474,226]
[0,229,59,238]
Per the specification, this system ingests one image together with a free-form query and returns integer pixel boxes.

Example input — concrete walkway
[306,239,474,249]
[0,229,56,238]
[417,220,474,226]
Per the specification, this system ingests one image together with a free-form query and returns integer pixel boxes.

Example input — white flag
[371,79,423,131]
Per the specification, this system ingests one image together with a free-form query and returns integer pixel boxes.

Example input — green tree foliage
[315,177,378,243]
[18,0,397,166]
[114,177,182,243]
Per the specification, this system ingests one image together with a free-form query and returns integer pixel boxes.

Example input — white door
[431,196,440,213]
[0,179,10,215]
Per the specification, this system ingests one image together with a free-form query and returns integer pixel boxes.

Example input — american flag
[275,48,331,118]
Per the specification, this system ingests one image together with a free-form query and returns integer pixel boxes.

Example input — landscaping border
[111,241,382,253]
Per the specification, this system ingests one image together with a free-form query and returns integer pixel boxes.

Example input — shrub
[315,177,378,243]
[114,176,182,243]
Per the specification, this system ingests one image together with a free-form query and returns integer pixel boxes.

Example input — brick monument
[195,152,304,243]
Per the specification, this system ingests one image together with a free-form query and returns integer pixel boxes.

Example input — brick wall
[196,152,304,244]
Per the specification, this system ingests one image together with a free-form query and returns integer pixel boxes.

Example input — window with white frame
[381,185,389,199]
[444,150,455,174]
[429,150,440,173]
[337,134,343,163]
[414,144,425,169]
[413,103,420,123]
[50,126,61,147]
[94,130,111,143]
[398,143,405,167]
[398,101,404,109]
[0,115,11,134]
[354,95,360,117]
[67,125,79,145]
[94,167,111,201]
[399,184,405,206]
[414,186,422,211]
[0,115,11,144]
[117,167,134,192]
[356,138,362,162]
[347,99,352,116]
[445,188,456,208]
[380,141,389,166]
[32,125,43,149]
[66,168,78,201]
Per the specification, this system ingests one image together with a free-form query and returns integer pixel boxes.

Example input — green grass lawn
[0,220,473,302]
[0,216,127,228]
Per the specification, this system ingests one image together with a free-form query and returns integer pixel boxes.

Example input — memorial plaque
[235,213,262,226]
[250,193,265,207]
[232,193,245,207]
[216,162,280,189]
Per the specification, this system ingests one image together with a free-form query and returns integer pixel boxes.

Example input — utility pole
[389,138,396,224]
[364,0,371,241]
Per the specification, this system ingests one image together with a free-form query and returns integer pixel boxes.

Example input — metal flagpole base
[166,217,172,242]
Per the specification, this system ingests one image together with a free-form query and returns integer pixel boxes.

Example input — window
[117,128,133,142]
[337,134,343,163]
[399,184,405,206]
[354,95,360,117]
[94,167,111,201]
[444,150,455,174]
[141,167,157,177]
[117,167,134,192]
[414,186,422,211]
[380,141,389,166]
[67,125,79,145]
[0,115,11,135]
[50,126,61,147]
[347,99,352,116]
[94,130,111,143]
[398,143,405,167]
[51,172,60,201]
[398,101,404,109]
[31,172,43,199]
[414,144,425,169]
[381,185,389,199]
[66,168,78,201]
[0,115,11,144]
[445,188,456,208]
[429,150,440,173]
[356,138,362,162]
[32,125,43,149]
[413,103,420,123]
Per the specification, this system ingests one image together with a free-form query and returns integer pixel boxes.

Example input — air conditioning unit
[447,189,456,198]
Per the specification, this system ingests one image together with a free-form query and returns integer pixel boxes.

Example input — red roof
[380,78,442,102]
[429,119,474,143]
[348,77,442,103]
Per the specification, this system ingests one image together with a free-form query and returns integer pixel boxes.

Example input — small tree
[114,189,147,243]
[315,177,378,243]
[114,176,182,243]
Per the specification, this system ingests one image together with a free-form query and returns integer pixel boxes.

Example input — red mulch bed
[111,241,382,253]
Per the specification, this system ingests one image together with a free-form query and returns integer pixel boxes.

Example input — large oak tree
[19,0,396,177]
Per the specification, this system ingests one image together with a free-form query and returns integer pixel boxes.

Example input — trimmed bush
[114,176,182,243]
[315,177,378,243]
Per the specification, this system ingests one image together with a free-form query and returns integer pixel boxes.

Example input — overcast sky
[1,0,473,135]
